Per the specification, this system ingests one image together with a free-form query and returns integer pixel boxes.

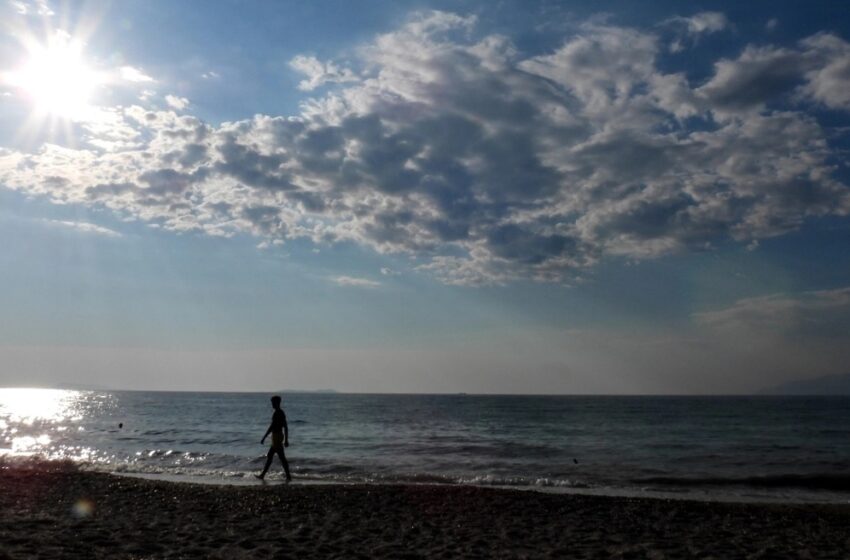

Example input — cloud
[45,219,122,237]
[120,66,155,83]
[694,287,850,337]
[697,46,806,111]
[165,94,189,110]
[665,12,729,52]
[289,55,358,91]
[380,267,399,276]
[257,239,283,250]
[1,11,849,285]
[698,34,850,113]
[330,275,381,288]
[799,33,850,110]
[9,0,53,16]
[673,12,729,36]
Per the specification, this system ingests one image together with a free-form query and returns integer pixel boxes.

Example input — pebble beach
[2,461,849,559]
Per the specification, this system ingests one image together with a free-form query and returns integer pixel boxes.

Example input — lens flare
[72,498,95,518]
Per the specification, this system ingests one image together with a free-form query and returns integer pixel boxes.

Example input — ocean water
[2,389,849,503]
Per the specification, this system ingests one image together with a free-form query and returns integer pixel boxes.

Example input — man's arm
[284,415,289,447]
[261,422,272,444]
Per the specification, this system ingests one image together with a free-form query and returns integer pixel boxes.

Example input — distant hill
[761,373,850,395]
[277,389,338,394]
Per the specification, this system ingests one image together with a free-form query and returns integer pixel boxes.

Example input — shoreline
[2,462,850,558]
[8,456,850,505]
[112,470,850,506]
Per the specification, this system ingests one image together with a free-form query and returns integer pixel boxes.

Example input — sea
[2,388,849,504]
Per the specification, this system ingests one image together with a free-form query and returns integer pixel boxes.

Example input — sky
[1,0,849,394]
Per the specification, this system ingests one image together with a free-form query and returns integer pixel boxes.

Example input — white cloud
[201,71,220,80]
[289,55,358,91]
[165,94,189,110]
[380,267,399,276]
[0,11,849,285]
[257,239,284,250]
[698,34,850,113]
[697,45,805,112]
[799,33,850,110]
[330,275,381,288]
[9,0,53,16]
[694,287,850,336]
[9,0,27,14]
[679,12,728,35]
[45,219,122,237]
[120,66,155,83]
[665,12,729,52]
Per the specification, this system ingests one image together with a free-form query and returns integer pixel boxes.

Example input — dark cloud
[177,143,208,168]
[698,47,807,111]
[487,224,576,265]
[215,134,294,190]
[139,168,198,195]
[85,182,137,199]
[241,205,287,236]
[285,190,327,213]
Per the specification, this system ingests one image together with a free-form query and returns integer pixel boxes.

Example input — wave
[9,453,850,504]
[63,456,590,490]
[633,473,850,491]
[453,474,589,488]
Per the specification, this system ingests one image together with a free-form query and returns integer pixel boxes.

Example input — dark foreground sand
[1,462,849,559]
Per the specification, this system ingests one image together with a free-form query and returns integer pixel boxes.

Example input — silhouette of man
[256,395,292,481]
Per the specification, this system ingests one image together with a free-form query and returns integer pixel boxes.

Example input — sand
[1,461,849,559]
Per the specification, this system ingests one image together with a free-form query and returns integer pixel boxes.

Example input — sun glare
[0,388,81,423]
[6,32,100,119]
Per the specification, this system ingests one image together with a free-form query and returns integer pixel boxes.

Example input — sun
[6,31,101,120]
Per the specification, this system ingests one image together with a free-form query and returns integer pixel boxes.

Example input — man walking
[256,395,292,481]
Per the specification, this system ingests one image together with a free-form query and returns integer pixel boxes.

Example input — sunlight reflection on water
[0,388,83,423]
[0,388,104,459]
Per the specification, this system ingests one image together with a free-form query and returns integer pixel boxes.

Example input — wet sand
[1,461,849,559]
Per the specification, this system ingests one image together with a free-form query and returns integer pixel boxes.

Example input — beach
[1,461,848,559]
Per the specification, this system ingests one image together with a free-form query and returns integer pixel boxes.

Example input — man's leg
[276,449,292,481]
[257,447,275,479]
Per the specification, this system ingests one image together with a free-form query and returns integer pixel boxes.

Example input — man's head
[270,395,282,409]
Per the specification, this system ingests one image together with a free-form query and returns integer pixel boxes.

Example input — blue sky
[1,0,849,393]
